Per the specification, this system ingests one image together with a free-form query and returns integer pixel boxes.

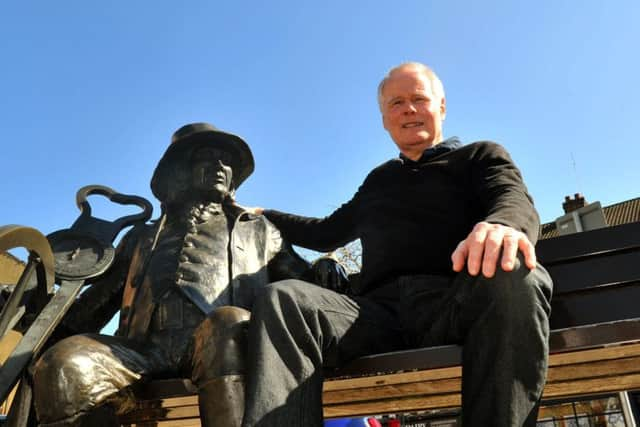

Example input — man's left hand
[451,222,536,278]
[310,256,350,294]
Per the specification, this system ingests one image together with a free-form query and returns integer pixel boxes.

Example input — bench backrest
[537,221,640,329]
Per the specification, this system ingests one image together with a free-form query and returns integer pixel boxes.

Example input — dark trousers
[242,257,553,427]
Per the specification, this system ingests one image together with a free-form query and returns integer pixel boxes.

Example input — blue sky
[2,1,639,243]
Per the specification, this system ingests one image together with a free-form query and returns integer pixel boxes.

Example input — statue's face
[190,146,234,199]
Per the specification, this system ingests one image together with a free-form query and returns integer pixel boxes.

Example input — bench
[116,220,640,425]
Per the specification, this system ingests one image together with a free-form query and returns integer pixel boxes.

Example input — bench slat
[547,251,640,294]
[548,341,640,365]
[536,221,640,264]
[331,344,461,378]
[324,393,461,419]
[324,366,461,392]
[124,420,201,427]
[324,377,460,405]
[547,355,640,382]
[551,289,640,329]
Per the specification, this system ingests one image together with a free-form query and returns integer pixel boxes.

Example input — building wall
[0,252,25,285]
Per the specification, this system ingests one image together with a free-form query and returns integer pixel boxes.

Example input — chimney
[562,193,586,213]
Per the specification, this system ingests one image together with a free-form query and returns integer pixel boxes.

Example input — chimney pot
[562,193,587,214]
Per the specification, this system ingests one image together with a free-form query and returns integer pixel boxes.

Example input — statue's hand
[310,256,349,294]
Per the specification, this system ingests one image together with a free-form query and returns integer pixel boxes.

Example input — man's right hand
[451,221,536,278]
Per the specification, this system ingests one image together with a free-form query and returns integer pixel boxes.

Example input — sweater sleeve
[263,195,360,253]
[471,142,540,244]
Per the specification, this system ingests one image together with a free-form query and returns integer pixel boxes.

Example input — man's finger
[518,237,537,269]
[466,225,488,276]
[451,240,468,272]
[500,233,520,271]
[481,228,504,278]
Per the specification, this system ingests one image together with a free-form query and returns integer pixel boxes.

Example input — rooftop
[540,196,640,240]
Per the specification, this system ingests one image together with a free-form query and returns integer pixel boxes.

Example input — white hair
[377,62,445,111]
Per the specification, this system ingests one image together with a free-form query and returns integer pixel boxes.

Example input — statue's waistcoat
[120,203,274,341]
[150,203,231,314]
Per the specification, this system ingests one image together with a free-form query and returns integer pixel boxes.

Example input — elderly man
[31,123,327,427]
[241,63,553,426]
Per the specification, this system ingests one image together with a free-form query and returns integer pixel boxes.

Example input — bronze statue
[31,123,342,427]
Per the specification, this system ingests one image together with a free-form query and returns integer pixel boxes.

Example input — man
[31,123,328,427]
[240,63,553,426]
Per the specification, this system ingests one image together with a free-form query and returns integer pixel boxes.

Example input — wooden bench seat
[120,221,640,426]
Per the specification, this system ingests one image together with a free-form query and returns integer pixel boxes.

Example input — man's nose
[403,102,417,114]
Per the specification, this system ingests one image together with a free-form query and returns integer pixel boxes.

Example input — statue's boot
[198,375,245,427]
[192,306,251,427]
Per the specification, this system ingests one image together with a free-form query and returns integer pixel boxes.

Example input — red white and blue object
[325,417,383,427]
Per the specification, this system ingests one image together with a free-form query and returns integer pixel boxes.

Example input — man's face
[191,146,234,198]
[381,67,446,159]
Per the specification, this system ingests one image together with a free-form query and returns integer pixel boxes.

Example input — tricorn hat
[151,122,255,201]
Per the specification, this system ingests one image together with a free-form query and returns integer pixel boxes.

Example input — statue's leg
[191,306,251,427]
[32,333,168,426]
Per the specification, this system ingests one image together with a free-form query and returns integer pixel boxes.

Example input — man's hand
[310,256,349,294]
[232,201,264,216]
[451,221,536,278]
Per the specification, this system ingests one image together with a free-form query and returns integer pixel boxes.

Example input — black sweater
[265,140,539,294]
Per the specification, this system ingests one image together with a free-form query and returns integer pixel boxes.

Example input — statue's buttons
[179,254,189,263]
[184,241,194,248]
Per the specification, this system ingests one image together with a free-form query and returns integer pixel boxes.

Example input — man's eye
[391,100,403,106]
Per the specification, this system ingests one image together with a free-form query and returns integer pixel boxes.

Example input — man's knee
[467,254,552,316]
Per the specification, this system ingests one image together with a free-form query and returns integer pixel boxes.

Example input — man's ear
[440,97,447,121]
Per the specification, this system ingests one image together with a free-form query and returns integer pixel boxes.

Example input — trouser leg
[242,279,403,427]
[422,257,552,427]
[32,334,168,426]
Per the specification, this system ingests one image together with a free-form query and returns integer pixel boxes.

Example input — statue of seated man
[31,123,338,427]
